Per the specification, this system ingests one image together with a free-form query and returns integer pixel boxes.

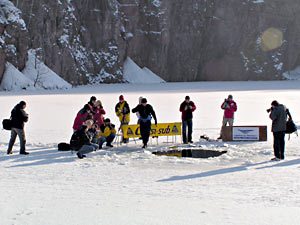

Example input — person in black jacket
[70,120,98,159]
[179,96,196,144]
[7,101,29,155]
[132,98,157,148]
[88,96,97,109]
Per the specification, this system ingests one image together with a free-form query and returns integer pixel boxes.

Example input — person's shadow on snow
[157,159,300,182]
[1,147,77,167]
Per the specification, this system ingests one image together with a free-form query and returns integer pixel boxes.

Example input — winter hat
[185,96,190,100]
[141,98,147,104]
[104,118,110,123]
[228,95,233,99]
[119,95,124,101]
[90,96,96,102]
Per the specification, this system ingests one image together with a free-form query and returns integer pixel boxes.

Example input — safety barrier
[122,122,182,139]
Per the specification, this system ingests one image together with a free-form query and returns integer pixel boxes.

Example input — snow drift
[283,66,300,80]
[0,50,72,91]
[123,57,165,84]
[0,62,34,91]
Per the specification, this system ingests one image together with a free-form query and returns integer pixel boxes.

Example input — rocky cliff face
[1,0,300,85]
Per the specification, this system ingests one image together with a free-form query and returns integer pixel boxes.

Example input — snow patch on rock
[123,57,165,84]
[282,66,300,80]
[0,50,72,91]
[22,50,72,90]
[0,62,34,91]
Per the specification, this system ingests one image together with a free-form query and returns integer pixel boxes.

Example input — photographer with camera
[218,94,237,139]
[70,120,99,159]
[98,118,116,149]
[7,101,29,155]
[268,100,287,161]
[179,96,196,144]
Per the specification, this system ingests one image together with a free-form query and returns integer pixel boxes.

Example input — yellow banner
[122,123,182,138]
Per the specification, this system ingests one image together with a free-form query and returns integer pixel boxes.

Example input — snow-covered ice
[0,81,300,225]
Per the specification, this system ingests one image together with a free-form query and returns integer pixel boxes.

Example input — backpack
[2,119,12,130]
[58,142,71,151]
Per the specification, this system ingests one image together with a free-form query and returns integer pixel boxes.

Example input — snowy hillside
[0,50,72,91]
[123,57,165,84]
[283,66,300,80]
[0,81,300,225]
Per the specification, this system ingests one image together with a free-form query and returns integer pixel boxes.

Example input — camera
[108,123,115,129]
[266,108,272,113]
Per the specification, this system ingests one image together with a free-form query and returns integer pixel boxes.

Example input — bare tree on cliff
[33,48,49,87]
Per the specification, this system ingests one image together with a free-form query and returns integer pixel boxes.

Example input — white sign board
[232,127,259,141]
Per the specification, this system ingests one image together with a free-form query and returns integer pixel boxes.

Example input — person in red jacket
[72,104,93,131]
[218,95,237,139]
[93,100,106,128]
[179,96,196,144]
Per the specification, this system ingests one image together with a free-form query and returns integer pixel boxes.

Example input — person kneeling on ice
[70,120,98,159]
[132,98,157,149]
[98,118,116,149]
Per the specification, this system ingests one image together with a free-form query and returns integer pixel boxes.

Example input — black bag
[286,119,297,134]
[285,109,297,134]
[58,142,71,151]
[2,119,12,130]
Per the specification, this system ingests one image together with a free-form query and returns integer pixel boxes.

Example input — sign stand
[222,126,267,142]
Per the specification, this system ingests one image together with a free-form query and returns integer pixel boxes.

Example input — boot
[20,151,29,155]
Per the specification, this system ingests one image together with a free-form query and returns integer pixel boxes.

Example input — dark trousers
[99,134,116,147]
[7,128,26,153]
[273,131,285,159]
[182,119,193,143]
[140,120,151,146]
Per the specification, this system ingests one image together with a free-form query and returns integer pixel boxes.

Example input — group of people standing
[5,94,289,161]
[70,95,157,158]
